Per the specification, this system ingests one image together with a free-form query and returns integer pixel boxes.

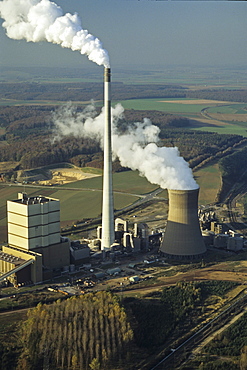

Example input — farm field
[118,98,212,113]
[118,98,247,137]
[194,120,247,136]
[61,170,158,194]
[0,171,160,242]
[207,104,247,115]
[0,161,221,243]
[194,164,221,205]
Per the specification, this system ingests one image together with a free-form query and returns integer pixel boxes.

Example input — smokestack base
[160,188,206,259]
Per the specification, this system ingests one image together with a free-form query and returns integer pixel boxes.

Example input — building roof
[0,251,25,266]
[12,193,58,205]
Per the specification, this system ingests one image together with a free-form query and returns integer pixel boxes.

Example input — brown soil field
[119,261,247,297]
[158,268,247,285]
[28,167,101,185]
[208,113,247,122]
[96,259,247,299]
[45,169,99,184]
[193,117,232,127]
[121,271,246,297]
[125,200,168,231]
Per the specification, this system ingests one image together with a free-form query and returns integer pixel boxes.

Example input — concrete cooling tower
[160,188,206,259]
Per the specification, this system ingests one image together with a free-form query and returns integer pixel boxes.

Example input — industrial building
[7,193,61,251]
[70,240,90,265]
[214,231,244,252]
[0,245,42,284]
[0,68,215,286]
[0,193,71,285]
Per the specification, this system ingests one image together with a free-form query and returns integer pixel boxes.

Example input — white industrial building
[0,193,71,285]
[7,193,60,250]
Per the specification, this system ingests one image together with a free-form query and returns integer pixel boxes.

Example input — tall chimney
[160,188,206,259]
[101,67,115,251]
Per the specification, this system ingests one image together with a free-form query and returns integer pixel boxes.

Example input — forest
[0,81,186,101]
[0,105,245,176]
[0,282,205,370]
[205,312,247,357]
[219,147,247,180]
[1,81,247,102]
[218,147,247,201]
[198,312,247,370]
[0,281,244,370]
[126,281,201,348]
[16,291,133,370]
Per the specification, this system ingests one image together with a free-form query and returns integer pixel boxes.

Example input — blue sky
[0,0,246,69]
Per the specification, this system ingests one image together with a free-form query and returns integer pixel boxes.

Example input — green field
[117,98,209,113]
[55,171,159,224]
[194,164,221,205]
[116,98,247,137]
[206,104,247,115]
[61,170,158,194]
[195,124,247,137]
[0,171,159,241]
[0,162,222,243]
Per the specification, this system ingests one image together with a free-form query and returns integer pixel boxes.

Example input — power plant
[101,67,115,252]
[1,66,247,289]
[0,68,211,288]
[160,188,206,259]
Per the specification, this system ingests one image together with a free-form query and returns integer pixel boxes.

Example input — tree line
[17,291,133,370]
[1,81,247,102]
[0,105,245,173]
[0,281,243,370]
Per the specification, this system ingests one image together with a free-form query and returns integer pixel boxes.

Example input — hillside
[0,105,244,175]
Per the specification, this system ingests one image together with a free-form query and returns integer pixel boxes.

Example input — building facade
[7,193,60,250]
[0,193,70,285]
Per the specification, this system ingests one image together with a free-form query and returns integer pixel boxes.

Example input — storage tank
[160,188,206,259]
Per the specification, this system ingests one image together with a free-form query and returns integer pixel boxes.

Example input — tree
[89,358,101,370]
[240,346,247,370]
[19,292,133,370]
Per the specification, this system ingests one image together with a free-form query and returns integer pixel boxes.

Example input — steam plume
[52,103,198,191]
[0,0,110,67]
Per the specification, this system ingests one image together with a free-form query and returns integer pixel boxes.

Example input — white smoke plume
[52,103,198,191]
[0,0,110,67]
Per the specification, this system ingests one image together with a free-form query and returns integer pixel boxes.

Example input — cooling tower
[160,188,206,259]
[101,67,115,251]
